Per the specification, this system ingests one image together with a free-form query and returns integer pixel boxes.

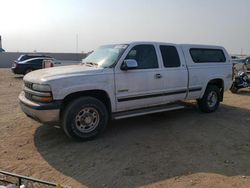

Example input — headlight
[32,84,51,92]
[24,82,53,103]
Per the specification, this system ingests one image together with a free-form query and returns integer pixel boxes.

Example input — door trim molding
[117,87,202,102]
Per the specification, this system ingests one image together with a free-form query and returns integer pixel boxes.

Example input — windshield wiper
[83,62,98,67]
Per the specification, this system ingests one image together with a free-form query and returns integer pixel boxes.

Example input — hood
[24,65,104,83]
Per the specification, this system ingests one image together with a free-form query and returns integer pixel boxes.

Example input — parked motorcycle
[230,64,250,93]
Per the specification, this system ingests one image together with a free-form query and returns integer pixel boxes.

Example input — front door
[114,44,165,112]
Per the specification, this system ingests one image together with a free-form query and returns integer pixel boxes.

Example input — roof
[109,41,224,49]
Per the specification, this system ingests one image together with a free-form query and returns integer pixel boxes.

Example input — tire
[24,69,32,75]
[230,84,238,94]
[62,97,108,141]
[197,85,220,113]
[230,82,238,93]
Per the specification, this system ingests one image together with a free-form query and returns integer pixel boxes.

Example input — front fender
[49,74,116,112]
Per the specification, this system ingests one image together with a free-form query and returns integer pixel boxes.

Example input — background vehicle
[231,62,250,93]
[42,59,82,68]
[232,57,250,71]
[19,42,232,141]
[246,58,250,70]
[11,54,53,75]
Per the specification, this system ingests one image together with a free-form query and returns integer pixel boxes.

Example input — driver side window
[125,45,159,69]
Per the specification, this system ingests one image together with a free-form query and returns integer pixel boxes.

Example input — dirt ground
[1,69,250,188]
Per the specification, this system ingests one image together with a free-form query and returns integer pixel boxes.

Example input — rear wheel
[62,97,108,141]
[197,85,220,113]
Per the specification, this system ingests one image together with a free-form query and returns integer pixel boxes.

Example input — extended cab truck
[19,42,232,140]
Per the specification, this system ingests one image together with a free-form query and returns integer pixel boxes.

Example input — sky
[0,0,250,54]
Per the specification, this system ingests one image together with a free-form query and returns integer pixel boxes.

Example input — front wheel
[62,97,108,141]
[230,83,238,93]
[197,85,220,113]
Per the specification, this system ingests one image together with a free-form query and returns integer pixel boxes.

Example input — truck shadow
[234,89,250,96]
[14,76,23,80]
[34,103,250,187]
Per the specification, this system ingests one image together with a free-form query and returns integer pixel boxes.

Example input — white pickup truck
[19,42,232,140]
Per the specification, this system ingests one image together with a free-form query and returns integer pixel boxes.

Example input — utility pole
[0,35,2,49]
[76,34,79,54]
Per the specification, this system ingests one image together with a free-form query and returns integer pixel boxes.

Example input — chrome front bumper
[19,92,61,124]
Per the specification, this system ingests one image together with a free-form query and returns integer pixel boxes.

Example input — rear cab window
[190,48,226,63]
[160,45,181,67]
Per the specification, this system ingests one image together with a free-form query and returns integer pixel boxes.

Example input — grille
[24,81,33,100]
[24,82,33,89]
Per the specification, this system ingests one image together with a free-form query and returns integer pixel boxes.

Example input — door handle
[155,73,162,79]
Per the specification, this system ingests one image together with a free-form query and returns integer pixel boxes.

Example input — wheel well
[60,90,112,118]
[207,79,224,101]
[24,68,33,73]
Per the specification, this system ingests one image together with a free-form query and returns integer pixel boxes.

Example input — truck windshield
[82,44,128,68]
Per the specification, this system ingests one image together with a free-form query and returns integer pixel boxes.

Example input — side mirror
[121,59,138,70]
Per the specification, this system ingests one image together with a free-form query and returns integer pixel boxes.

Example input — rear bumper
[19,92,61,124]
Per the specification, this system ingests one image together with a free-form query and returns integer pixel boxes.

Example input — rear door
[114,44,165,112]
[158,45,188,102]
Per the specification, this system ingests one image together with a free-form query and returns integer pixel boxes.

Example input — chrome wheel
[207,91,218,108]
[75,107,100,133]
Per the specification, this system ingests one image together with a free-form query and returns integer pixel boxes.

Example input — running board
[113,103,184,120]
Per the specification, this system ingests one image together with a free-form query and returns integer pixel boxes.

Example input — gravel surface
[1,69,250,188]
